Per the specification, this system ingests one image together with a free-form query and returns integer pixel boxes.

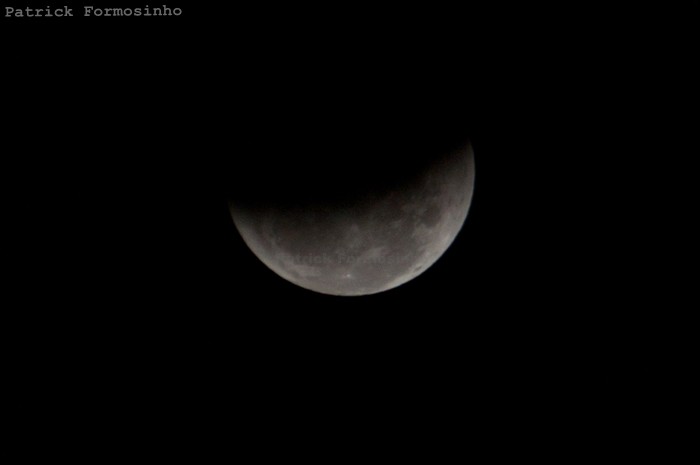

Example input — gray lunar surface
[231,143,475,296]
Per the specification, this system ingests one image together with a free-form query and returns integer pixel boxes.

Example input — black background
[3,0,615,446]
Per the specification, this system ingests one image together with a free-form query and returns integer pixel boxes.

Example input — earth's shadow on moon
[227,119,475,296]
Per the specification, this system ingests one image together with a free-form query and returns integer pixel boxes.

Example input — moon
[230,141,475,296]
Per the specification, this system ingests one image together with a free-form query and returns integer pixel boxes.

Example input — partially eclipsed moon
[230,142,475,296]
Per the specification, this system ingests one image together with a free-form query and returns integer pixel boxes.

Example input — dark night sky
[4,2,604,436]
